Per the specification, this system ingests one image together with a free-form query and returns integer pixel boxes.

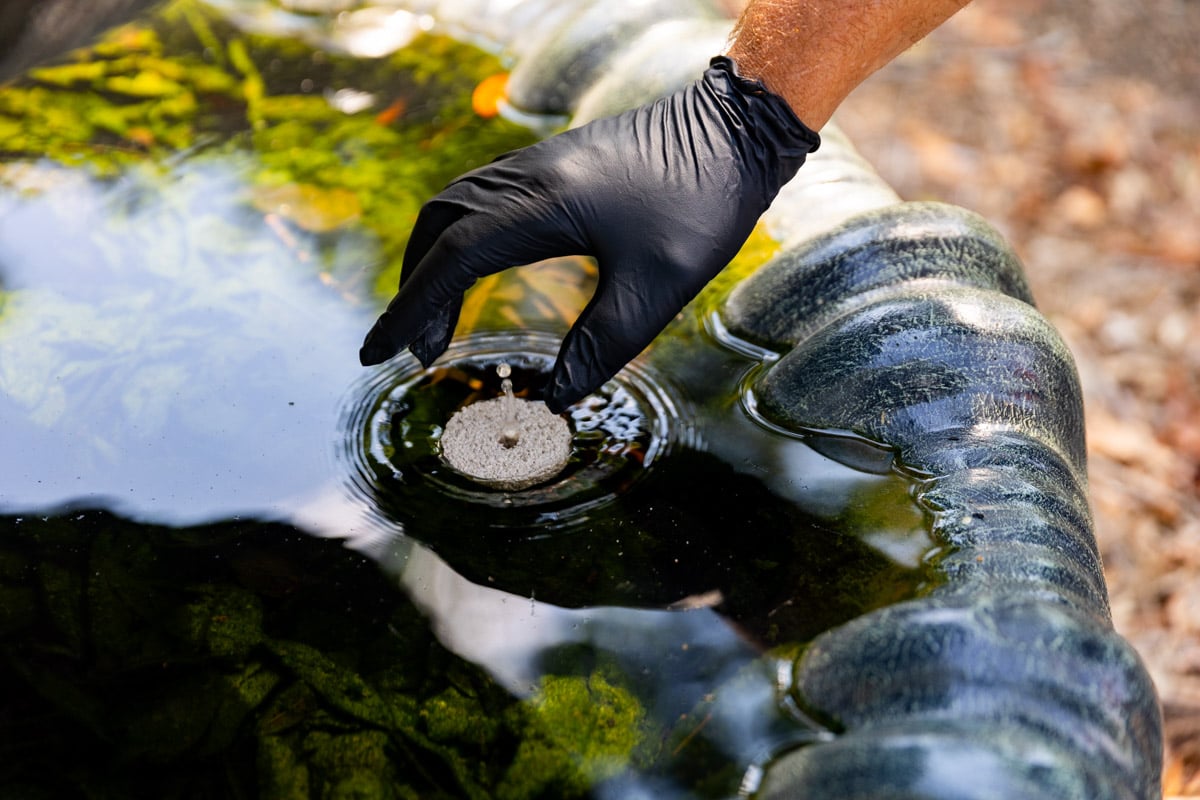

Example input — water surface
[0,3,937,796]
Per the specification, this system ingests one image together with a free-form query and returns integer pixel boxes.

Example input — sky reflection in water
[0,161,366,521]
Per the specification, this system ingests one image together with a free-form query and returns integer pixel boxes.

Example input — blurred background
[833,0,1200,793]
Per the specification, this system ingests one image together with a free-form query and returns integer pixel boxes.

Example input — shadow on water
[0,2,938,797]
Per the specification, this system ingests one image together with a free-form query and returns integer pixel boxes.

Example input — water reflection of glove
[359,56,819,413]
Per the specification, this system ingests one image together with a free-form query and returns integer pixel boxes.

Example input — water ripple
[337,330,690,537]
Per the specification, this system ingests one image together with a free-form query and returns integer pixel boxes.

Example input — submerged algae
[0,0,539,303]
[498,672,654,799]
[1,512,665,799]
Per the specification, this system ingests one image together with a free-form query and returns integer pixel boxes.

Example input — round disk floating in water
[440,397,571,491]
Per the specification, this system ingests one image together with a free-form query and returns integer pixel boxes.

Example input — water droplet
[496,362,521,446]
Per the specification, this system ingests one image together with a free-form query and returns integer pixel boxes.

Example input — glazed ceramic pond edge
[392,0,1164,796]
[725,200,1160,798]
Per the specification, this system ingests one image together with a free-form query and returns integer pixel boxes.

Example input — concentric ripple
[338,331,688,534]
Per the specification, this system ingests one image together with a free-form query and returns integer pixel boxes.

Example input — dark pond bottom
[0,506,830,799]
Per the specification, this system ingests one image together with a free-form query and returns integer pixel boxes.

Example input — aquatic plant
[0,512,667,798]
[0,0,538,303]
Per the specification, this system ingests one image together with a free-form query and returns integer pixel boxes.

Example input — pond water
[0,2,937,797]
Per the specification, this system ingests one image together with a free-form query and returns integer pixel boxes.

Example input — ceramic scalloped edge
[503,0,725,116]
[726,201,1161,799]
[568,17,734,126]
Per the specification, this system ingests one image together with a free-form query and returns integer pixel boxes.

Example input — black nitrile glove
[359,56,819,413]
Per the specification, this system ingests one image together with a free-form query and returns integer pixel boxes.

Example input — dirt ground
[833,0,1200,793]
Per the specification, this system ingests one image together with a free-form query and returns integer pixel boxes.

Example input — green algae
[266,638,412,731]
[498,671,653,800]
[0,0,538,305]
[422,685,504,746]
[177,583,266,660]
[0,511,667,798]
[695,224,783,315]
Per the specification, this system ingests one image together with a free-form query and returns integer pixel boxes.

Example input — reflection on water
[206,0,433,58]
[0,159,367,522]
[0,2,934,797]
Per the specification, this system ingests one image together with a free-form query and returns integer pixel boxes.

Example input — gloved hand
[359,56,819,413]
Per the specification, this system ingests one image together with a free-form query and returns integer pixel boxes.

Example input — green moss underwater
[0,512,662,799]
[0,0,539,304]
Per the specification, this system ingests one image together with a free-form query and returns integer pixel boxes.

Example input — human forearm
[726,0,970,128]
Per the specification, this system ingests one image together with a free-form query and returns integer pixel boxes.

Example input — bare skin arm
[726,0,971,128]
